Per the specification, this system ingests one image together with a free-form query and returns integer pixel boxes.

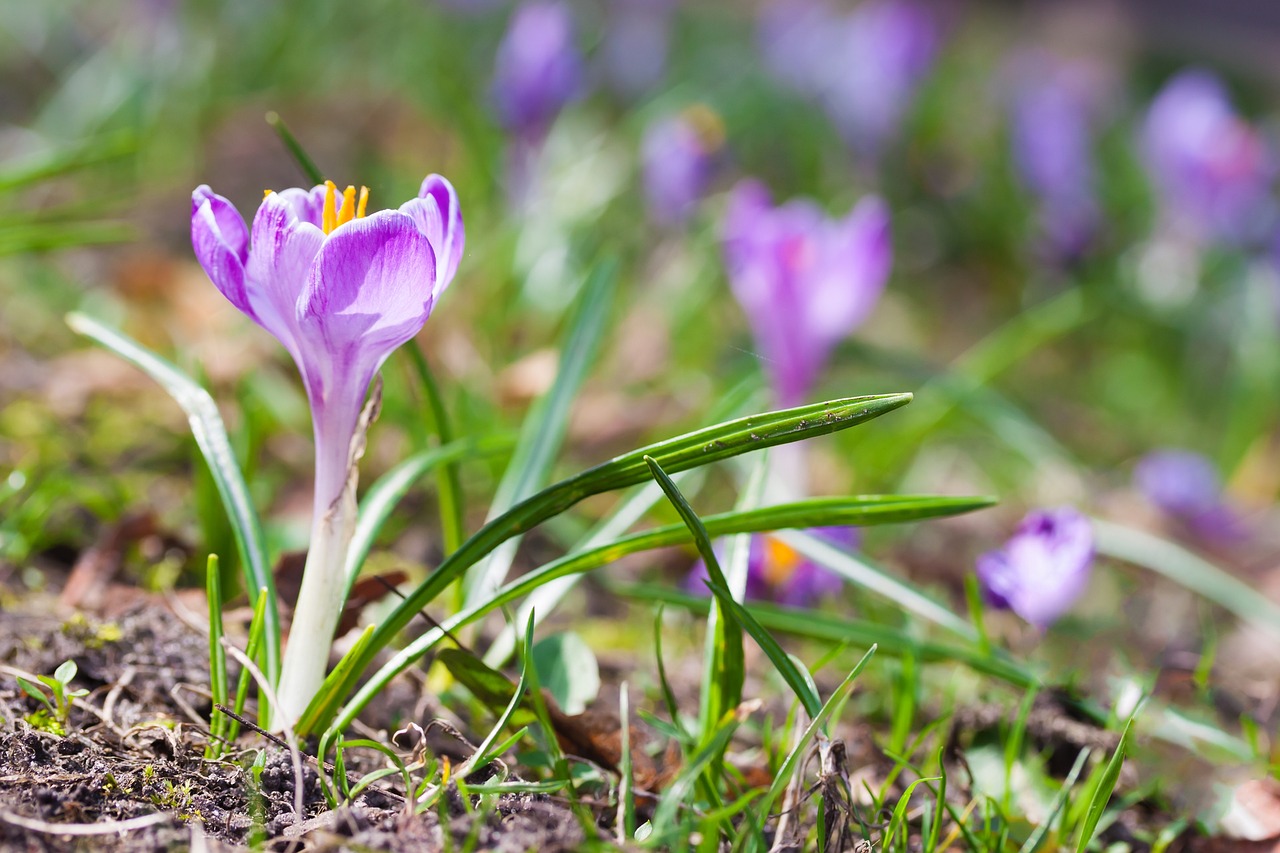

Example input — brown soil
[0,591,588,853]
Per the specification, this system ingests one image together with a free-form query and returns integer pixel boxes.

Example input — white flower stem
[273,501,356,728]
[272,377,380,730]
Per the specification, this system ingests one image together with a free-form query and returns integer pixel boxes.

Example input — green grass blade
[66,312,280,682]
[642,456,745,741]
[618,682,635,841]
[703,576,822,719]
[700,456,766,741]
[0,221,135,255]
[777,529,977,638]
[205,555,229,758]
[758,646,877,822]
[463,258,619,609]
[641,457,819,720]
[265,111,325,185]
[402,343,468,556]
[1074,718,1133,852]
[1019,747,1091,853]
[463,653,530,774]
[648,709,748,845]
[653,608,690,741]
[297,625,377,735]
[225,587,270,743]
[0,132,135,193]
[343,435,512,598]
[518,611,573,787]
[883,776,943,850]
[299,394,914,733]
[1092,519,1280,637]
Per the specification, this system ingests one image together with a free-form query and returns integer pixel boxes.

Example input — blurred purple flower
[722,179,892,407]
[603,0,675,97]
[1134,449,1243,542]
[1141,70,1275,246]
[686,527,856,607]
[760,0,839,97]
[491,1,585,141]
[191,176,463,717]
[762,0,938,157]
[976,508,1094,630]
[824,0,939,156]
[1007,51,1104,260]
[642,109,722,226]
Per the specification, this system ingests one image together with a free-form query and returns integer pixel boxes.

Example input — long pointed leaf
[66,312,280,681]
[642,456,746,739]
[299,393,913,733]
[309,491,975,736]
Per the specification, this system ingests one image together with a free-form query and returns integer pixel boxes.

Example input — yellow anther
[441,756,452,787]
[263,189,275,199]
[337,185,357,227]
[356,186,369,218]
[321,180,338,234]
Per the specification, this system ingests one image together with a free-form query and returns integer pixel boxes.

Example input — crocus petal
[191,186,251,318]
[407,174,465,295]
[243,193,325,362]
[1142,70,1276,245]
[274,185,329,228]
[297,211,438,378]
[491,1,585,138]
[722,179,892,406]
[805,195,891,343]
[976,507,1094,629]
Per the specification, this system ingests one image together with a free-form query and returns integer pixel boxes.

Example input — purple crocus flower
[759,0,840,99]
[490,1,585,141]
[722,179,892,407]
[191,176,464,722]
[1134,449,1243,543]
[762,0,938,158]
[603,0,675,97]
[1141,70,1275,246]
[976,508,1094,630]
[1007,51,1103,260]
[642,109,722,227]
[823,0,938,157]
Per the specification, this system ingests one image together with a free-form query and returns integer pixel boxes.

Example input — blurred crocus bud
[1141,70,1275,246]
[722,179,892,407]
[490,1,585,141]
[822,0,939,157]
[603,0,676,97]
[1007,51,1104,261]
[976,508,1094,630]
[1134,449,1243,543]
[641,107,723,226]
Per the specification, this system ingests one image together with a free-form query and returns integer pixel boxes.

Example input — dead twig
[0,809,171,836]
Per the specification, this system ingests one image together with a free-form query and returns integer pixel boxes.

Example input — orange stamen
[356,186,369,218]
[321,181,338,234]
[336,185,357,228]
